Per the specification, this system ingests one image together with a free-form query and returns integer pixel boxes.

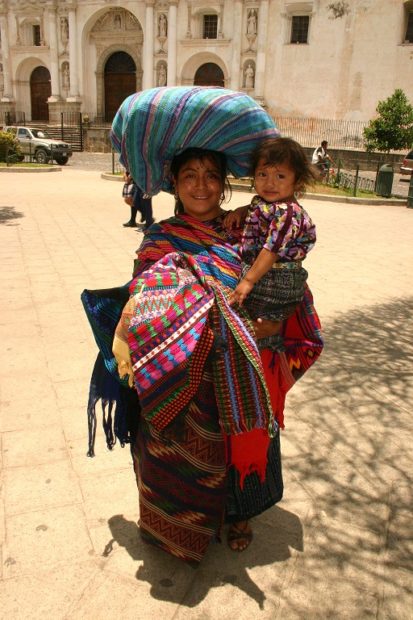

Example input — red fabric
[229,428,271,490]
[260,349,295,429]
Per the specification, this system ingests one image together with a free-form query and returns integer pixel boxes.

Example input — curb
[302,192,406,207]
[0,165,62,173]
[101,172,123,181]
[229,182,407,207]
[101,172,408,206]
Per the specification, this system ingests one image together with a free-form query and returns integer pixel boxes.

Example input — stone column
[185,4,192,38]
[67,3,79,98]
[217,6,223,39]
[142,0,154,89]
[254,0,269,104]
[0,10,13,100]
[167,1,178,86]
[230,0,243,90]
[47,2,60,99]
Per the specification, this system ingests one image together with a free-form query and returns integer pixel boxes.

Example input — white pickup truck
[4,126,73,165]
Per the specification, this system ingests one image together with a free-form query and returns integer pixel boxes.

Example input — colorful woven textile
[114,218,274,435]
[110,86,279,195]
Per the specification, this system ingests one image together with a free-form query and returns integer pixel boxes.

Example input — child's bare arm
[223,205,249,229]
[229,248,277,306]
[242,248,277,287]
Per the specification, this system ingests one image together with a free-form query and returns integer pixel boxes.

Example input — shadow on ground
[0,206,24,225]
[103,297,412,614]
[279,295,413,616]
[106,506,302,609]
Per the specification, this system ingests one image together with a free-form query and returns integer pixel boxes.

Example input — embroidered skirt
[131,366,283,565]
[242,261,308,322]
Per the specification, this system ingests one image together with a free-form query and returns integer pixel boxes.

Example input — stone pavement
[0,167,412,619]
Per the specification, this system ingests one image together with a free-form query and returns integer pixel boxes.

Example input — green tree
[0,130,23,163]
[363,89,413,153]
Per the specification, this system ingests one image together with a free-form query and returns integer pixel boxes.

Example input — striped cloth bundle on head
[110,86,280,195]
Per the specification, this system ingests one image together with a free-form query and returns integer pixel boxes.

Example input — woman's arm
[223,204,250,230]
[252,317,281,340]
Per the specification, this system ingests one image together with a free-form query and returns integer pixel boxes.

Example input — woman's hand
[251,317,281,340]
[223,205,249,230]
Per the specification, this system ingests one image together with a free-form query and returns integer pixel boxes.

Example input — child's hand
[229,279,254,306]
[223,205,249,230]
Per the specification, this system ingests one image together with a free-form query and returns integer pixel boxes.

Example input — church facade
[0,0,412,125]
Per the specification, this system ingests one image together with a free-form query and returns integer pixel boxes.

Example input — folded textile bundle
[110,86,279,195]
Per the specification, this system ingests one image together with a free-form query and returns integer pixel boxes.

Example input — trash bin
[375,164,394,198]
[407,173,413,209]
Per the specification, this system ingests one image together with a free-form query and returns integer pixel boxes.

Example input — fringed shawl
[81,213,323,457]
[113,214,275,437]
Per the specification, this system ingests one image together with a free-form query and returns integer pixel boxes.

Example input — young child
[226,137,317,328]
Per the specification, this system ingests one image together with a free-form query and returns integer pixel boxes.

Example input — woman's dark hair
[250,137,318,192]
[170,148,232,215]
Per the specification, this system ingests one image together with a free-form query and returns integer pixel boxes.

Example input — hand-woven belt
[271,261,302,270]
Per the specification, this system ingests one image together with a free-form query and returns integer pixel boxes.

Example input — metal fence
[273,116,368,150]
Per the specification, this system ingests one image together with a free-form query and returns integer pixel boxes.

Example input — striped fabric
[117,225,274,435]
[110,86,279,195]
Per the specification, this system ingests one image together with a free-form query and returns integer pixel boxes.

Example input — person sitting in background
[311,140,333,177]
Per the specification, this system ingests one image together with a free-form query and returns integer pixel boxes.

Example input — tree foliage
[363,89,413,153]
[0,130,23,163]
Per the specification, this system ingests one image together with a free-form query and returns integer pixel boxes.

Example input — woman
[82,148,323,564]
[122,169,154,229]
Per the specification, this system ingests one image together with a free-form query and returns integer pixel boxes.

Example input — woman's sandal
[227,521,253,552]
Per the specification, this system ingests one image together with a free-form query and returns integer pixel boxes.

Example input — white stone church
[0,0,412,125]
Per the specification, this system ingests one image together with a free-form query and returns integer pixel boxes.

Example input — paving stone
[0,164,411,618]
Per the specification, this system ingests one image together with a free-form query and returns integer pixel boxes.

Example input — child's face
[254,159,297,203]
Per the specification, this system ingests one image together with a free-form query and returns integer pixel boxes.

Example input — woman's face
[173,156,224,221]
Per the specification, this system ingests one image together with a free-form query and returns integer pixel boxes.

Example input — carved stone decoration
[113,12,122,30]
[156,61,167,86]
[158,13,167,37]
[92,8,141,36]
[61,60,69,91]
[247,9,257,35]
[157,12,167,51]
[15,15,21,45]
[60,16,69,48]
[9,0,47,8]
[243,61,255,89]
[246,8,257,50]
[186,4,192,39]
[327,1,350,18]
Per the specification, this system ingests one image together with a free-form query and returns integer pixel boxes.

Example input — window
[406,12,413,42]
[33,24,41,46]
[291,15,309,43]
[203,15,218,39]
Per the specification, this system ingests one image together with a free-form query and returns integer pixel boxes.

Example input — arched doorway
[104,51,136,122]
[194,63,224,87]
[30,66,51,121]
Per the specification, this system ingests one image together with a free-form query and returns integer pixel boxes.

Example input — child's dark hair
[250,137,317,191]
[170,147,231,215]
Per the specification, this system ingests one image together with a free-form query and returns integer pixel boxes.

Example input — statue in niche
[244,63,255,89]
[247,9,257,36]
[114,13,121,29]
[62,62,70,90]
[158,13,167,38]
[60,17,69,45]
[157,64,167,87]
